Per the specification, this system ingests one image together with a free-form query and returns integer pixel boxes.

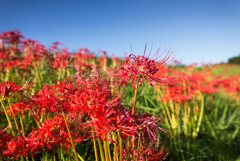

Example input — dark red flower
[0,30,23,45]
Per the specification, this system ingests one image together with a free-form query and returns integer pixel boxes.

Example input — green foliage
[229,55,240,64]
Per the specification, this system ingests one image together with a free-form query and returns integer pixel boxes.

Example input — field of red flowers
[0,30,240,161]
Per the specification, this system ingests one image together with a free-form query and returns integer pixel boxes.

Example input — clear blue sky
[1,0,240,64]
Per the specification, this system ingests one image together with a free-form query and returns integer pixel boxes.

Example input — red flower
[118,49,173,89]
[25,115,84,156]
[0,81,22,98]
[0,130,12,156]
[50,41,63,52]
[141,145,169,161]
[7,102,29,116]
[3,135,29,159]
[0,30,23,45]
[52,53,71,69]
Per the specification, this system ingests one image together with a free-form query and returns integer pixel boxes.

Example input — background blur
[1,0,240,64]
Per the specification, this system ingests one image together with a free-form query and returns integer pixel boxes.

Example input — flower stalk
[61,109,79,161]
[136,132,142,161]
[0,99,15,136]
[117,131,122,161]
[131,79,139,115]
[32,61,42,88]
[97,138,105,161]
[7,98,20,132]
[92,129,99,161]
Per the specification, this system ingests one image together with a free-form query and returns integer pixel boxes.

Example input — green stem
[52,150,56,161]
[42,152,45,161]
[19,114,25,136]
[33,61,42,88]
[20,155,25,161]
[68,150,71,161]
[33,117,41,128]
[31,156,35,161]
[25,156,29,161]
[136,133,142,161]
[193,91,204,138]
[61,147,66,161]
[5,69,9,81]
[126,80,139,161]
[61,109,79,161]
[0,100,15,136]
[7,98,20,132]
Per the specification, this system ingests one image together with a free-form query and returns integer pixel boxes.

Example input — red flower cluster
[3,115,83,159]
[0,130,12,157]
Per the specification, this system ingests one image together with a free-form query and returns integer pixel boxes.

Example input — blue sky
[1,0,240,64]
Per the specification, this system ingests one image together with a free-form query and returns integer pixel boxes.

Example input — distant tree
[228,54,240,64]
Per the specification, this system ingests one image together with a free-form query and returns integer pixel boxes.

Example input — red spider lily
[69,66,129,142]
[0,52,9,59]
[75,48,95,59]
[0,81,22,98]
[1,60,21,70]
[161,85,196,103]
[22,38,39,52]
[52,53,71,69]
[0,130,12,157]
[114,111,169,160]
[74,48,95,73]
[160,70,220,103]
[3,135,29,159]
[0,80,34,98]
[141,145,169,161]
[22,39,48,62]
[72,65,123,109]
[197,80,218,94]
[73,61,93,73]
[134,113,168,142]
[7,102,30,116]
[8,45,21,54]
[69,80,111,115]
[84,104,139,142]
[3,115,85,159]
[0,30,23,45]
[26,115,84,155]
[84,106,117,142]
[26,79,77,113]
[113,108,139,139]
[20,53,34,68]
[78,47,90,55]
[118,48,173,89]
[50,41,63,53]
[26,66,124,142]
